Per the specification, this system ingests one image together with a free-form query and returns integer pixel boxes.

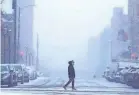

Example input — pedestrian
[63,60,76,90]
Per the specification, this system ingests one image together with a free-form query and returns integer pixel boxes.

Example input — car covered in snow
[130,69,139,88]
[26,66,37,80]
[118,67,131,84]
[10,64,29,84]
[124,67,139,88]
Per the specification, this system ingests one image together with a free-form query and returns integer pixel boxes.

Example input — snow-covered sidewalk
[15,77,50,88]
[2,77,139,94]
[93,78,129,88]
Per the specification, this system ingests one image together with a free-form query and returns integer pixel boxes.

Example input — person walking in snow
[63,60,76,90]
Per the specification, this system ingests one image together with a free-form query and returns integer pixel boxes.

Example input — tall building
[111,7,129,59]
[96,7,129,75]
[128,0,139,46]
[98,27,111,74]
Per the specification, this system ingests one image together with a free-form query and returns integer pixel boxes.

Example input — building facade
[1,0,15,64]
[128,0,139,46]
[1,13,15,64]
[96,7,129,75]
[111,7,129,59]
[1,0,35,65]
[98,27,111,74]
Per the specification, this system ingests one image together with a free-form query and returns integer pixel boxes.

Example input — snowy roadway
[1,77,139,95]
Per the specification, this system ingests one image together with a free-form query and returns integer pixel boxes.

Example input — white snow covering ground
[15,77,49,88]
[0,91,131,95]
[93,78,129,88]
[1,77,139,94]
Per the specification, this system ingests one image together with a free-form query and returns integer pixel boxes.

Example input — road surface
[1,77,139,95]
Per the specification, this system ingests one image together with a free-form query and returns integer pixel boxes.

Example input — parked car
[104,67,119,82]
[1,64,18,87]
[104,67,110,78]
[130,69,139,88]
[37,71,44,77]
[23,67,30,82]
[124,67,139,87]
[10,64,29,84]
[118,67,130,84]
[26,66,37,80]
[124,67,137,86]
[114,71,121,83]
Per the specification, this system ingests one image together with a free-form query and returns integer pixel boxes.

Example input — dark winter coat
[68,64,75,78]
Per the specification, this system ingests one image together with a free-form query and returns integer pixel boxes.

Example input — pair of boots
[63,86,76,90]
[63,78,76,90]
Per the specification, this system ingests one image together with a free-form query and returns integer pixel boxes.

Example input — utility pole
[8,30,11,64]
[108,40,112,65]
[25,47,28,65]
[0,2,1,64]
[12,0,17,63]
[17,7,20,62]
[36,33,39,70]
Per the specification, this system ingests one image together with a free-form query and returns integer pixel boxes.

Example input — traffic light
[19,51,24,56]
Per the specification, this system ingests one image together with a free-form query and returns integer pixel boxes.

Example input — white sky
[34,0,127,70]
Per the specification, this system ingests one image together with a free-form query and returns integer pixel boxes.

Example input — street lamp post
[32,55,34,65]
[29,52,34,66]
[36,33,39,70]
[13,0,17,63]
[29,53,31,66]
[31,53,33,66]
[25,47,28,65]
[3,29,7,63]
[108,40,112,65]
[8,30,12,64]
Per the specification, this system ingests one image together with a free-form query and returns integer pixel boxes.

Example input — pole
[29,53,33,66]
[109,40,112,65]
[13,0,17,63]
[8,32,11,64]
[25,47,28,65]
[17,7,20,62]
[29,53,31,66]
[111,41,112,61]
[32,55,33,65]
[36,33,39,70]
[4,34,6,63]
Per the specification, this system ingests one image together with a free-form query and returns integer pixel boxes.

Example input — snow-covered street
[1,77,139,94]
